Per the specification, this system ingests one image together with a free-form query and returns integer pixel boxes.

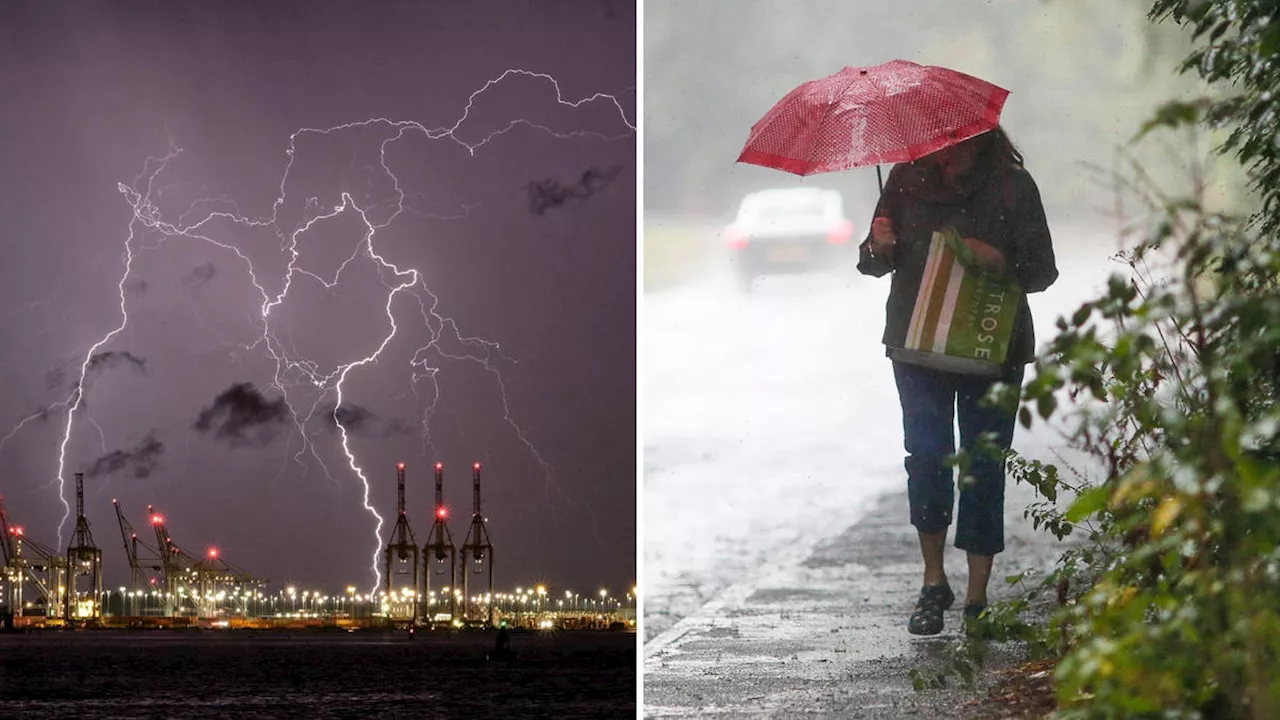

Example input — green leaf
[1066,485,1110,523]
[908,668,925,692]
[1037,392,1058,420]
[1019,406,1032,429]
[1071,304,1093,327]
[1133,98,1210,141]
[1260,20,1280,58]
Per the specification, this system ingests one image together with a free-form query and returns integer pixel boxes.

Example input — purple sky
[0,0,635,596]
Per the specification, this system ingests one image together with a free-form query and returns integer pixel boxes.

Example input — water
[0,630,635,719]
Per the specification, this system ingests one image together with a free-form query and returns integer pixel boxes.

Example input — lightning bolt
[20,70,632,589]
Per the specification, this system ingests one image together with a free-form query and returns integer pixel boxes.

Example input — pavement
[643,479,1075,718]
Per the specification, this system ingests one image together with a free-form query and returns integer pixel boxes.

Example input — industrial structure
[148,504,263,620]
[0,497,66,619]
[64,472,102,623]
[0,461,640,633]
[383,462,419,622]
[422,461,457,626]
[112,497,164,600]
[458,462,495,627]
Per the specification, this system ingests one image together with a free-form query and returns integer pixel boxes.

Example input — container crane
[0,500,66,620]
[112,499,165,617]
[65,472,103,624]
[458,462,494,627]
[383,462,419,623]
[422,462,457,626]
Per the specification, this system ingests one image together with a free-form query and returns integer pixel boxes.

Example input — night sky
[0,0,635,596]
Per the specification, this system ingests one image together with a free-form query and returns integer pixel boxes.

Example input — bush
[1017,2,1280,716]
[912,4,1280,716]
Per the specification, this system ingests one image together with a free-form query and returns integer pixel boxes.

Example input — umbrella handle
[876,165,883,195]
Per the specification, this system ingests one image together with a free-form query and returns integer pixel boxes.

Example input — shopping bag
[887,226,1021,378]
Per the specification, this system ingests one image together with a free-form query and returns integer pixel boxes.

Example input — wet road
[643,269,906,641]
[642,229,1111,642]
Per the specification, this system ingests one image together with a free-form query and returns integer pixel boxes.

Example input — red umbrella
[737,60,1009,189]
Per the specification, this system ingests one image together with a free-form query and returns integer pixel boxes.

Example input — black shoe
[907,583,955,635]
[963,602,988,638]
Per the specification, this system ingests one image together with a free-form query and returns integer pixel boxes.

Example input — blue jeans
[892,361,1024,556]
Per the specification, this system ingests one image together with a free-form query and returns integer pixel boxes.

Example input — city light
[1,571,629,631]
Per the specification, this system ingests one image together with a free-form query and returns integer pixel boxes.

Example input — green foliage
[912,5,1280,714]
[1149,0,1280,235]
[1013,3,1280,716]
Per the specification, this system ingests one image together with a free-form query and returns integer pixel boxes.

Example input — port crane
[147,504,260,620]
[422,462,457,626]
[383,462,420,622]
[459,462,494,627]
[65,473,103,624]
[0,498,67,620]
[112,498,167,617]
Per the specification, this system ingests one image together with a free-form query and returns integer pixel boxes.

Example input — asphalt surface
[643,477,1075,718]
[643,272,906,644]
[642,226,1110,717]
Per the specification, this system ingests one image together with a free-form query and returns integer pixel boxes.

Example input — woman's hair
[973,125,1024,169]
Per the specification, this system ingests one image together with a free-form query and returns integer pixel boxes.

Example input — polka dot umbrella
[736,60,1009,191]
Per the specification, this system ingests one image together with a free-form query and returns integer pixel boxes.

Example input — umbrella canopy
[737,60,1009,178]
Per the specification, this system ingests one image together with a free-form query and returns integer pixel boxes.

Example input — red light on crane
[397,462,405,470]
[437,507,447,518]
[208,547,218,559]
[151,514,164,525]
[473,462,481,470]
[435,462,443,470]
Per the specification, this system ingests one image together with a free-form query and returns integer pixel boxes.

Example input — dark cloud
[87,431,164,479]
[329,402,375,433]
[182,262,218,290]
[194,383,290,446]
[87,351,148,376]
[319,402,418,438]
[526,165,623,215]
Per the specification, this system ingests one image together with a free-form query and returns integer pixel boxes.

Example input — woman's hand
[870,216,897,258]
[962,237,1006,274]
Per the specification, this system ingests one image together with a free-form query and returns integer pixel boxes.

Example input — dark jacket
[857,159,1058,367]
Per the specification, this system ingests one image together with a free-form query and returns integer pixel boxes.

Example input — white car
[720,187,856,291]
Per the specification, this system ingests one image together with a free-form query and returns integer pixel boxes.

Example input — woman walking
[857,126,1058,635]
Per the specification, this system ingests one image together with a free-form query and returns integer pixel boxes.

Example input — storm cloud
[318,402,417,438]
[526,165,623,215]
[87,431,164,479]
[194,383,291,446]
[87,351,148,376]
